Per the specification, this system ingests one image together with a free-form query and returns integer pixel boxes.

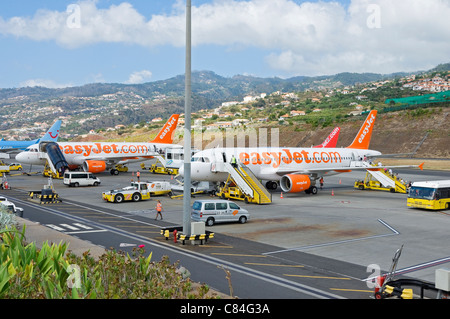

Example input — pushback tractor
[102,182,151,203]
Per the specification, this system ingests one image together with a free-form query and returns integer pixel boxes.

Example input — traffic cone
[331,189,334,196]
[280,192,283,199]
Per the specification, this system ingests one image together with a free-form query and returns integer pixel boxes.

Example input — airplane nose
[15,152,25,162]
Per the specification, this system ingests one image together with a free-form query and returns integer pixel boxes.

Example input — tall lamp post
[183,0,192,237]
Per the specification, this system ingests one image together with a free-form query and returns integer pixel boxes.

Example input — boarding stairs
[358,161,407,193]
[38,142,69,176]
[221,162,272,204]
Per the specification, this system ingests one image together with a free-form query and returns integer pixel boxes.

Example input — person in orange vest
[319,177,324,190]
[136,170,140,182]
[155,200,163,220]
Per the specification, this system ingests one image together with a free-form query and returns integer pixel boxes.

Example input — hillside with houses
[0,64,448,158]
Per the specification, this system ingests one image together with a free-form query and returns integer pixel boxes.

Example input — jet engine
[280,174,313,193]
[82,160,107,173]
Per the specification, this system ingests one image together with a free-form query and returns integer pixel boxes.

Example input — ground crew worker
[136,170,140,182]
[320,177,324,190]
[155,200,163,220]
[231,155,237,168]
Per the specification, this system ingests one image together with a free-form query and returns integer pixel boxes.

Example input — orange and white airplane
[16,114,181,175]
[180,110,423,194]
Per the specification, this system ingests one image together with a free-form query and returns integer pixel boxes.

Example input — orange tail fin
[314,127,340,148]
[347,110,377,149]
[150,114,180,144]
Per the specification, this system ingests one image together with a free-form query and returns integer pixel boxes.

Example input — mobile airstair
[354,162,407,193]
[217,162,272,204]
[38,142,69,176]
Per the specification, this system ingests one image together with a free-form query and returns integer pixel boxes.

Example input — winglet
[39,120,62,142]
[347,110,377,150]
[419,162,424,170]
[150,114,180,144]
[314,127,340,148]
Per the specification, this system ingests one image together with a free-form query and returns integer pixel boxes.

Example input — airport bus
[407,180,450,210]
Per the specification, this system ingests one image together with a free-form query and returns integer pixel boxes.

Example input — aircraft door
[213,151,226,172]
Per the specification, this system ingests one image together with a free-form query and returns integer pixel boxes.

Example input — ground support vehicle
[147,181,172,196]
[191,199,250,226]
[407,180,450,210]
[102,182,151,203]
[0,162,10,174]
[216,163,272,204]
[354,170,407,194]
[8,163,22,171]
[43,162,62,179]
[140,162,178,175]
[63,171,101,187]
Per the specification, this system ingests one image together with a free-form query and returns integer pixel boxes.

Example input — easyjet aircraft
[180,110,423,194]
[16,114,181,175]
[313,126,340,148]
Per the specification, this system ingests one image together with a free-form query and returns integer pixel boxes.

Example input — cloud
[125,70,152,84]
[19,78,73,88]
[1,0,449,76]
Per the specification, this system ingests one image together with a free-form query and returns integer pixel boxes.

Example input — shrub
[0,226,217,299]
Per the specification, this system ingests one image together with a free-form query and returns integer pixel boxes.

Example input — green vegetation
[0,225,218,299]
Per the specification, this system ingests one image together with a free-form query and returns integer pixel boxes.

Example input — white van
[63,172,101,187]
[191,199,249,226]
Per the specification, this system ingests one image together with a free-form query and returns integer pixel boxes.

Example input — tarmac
[15,216,107,259]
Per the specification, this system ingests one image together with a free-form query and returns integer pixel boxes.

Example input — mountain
[0,69,419,103]
[0,64,448,136]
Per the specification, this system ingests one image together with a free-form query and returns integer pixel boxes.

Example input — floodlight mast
[183,0,192,236]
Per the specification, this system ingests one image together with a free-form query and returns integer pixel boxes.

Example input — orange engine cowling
[280,174,311,193]
[82,160,107,173]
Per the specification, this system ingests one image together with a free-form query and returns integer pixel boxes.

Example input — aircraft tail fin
[347,110,377,150]
[40,120,62,142]
[150,114,180,144]
[314,127,340,148]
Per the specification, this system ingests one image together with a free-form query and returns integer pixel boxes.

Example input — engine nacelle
[280,174,312,193]
[83,160,107,173]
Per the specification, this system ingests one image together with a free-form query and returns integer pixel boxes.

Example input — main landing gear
[305,186,318,195]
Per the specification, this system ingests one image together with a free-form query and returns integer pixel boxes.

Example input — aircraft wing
[73,151,161,165]
[274,162,424,176]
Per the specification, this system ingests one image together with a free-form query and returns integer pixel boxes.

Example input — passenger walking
[155,200,163,220]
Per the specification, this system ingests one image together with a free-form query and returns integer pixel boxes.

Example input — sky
[0,0,449,89]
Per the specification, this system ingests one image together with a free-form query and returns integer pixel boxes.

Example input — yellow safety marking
[245,262,304,268]
[330,288,373,293]
[211,253,267,258]
[284,274,351,280]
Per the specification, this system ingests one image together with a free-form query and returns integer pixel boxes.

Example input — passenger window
[205,203,215,210]
[216,203,227,210]
[229,203,240,209]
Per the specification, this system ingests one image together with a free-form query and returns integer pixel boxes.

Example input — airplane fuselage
[16,142,182,166]
[184,147,382,182]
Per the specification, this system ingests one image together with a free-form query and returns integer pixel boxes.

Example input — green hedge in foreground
[0,226,217,299]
